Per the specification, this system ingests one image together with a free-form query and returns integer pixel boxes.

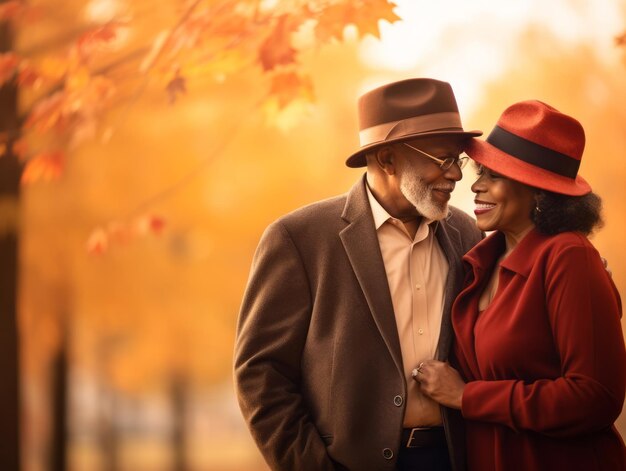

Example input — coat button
[393,395,403,406]
[382,448,394,460]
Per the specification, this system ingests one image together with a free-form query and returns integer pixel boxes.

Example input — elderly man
[234,78,483,471]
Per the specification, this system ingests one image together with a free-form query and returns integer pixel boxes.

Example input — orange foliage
[12,0,399,190]
[0,1,23,21]
[0,134,29,159]
[258,14,299,71]
[24,92,67,133]
[17,62,43,89]
[7,0,399,255]
[86,215,166,255]
[315,0,400,41]
[20,151,65,184]
[11,137,28,158]
[267,71,314,109]
[0,52,19,87]
[76,22,124,61]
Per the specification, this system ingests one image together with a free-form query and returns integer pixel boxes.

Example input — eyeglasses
[403,143,469,170]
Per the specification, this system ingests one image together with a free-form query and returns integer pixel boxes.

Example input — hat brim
[345,129,483,168]
[465,138,591,196]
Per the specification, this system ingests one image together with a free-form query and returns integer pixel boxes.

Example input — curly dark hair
[532,190,604,236]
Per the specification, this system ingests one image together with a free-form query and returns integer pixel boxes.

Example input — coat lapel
[339,177,404,376]
[433,216,465,361]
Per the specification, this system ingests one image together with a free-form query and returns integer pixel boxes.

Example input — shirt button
[418,328,424,335]
[415,284,422,290]
[393,395,403,406]
[382,448,394,460]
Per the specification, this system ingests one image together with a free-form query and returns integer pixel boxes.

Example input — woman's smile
[474,199,497,216]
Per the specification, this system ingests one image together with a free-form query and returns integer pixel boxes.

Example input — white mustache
[431,185,455,191]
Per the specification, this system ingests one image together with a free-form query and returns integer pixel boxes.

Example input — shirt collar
[365,182,435,230]
[365,182,392,229]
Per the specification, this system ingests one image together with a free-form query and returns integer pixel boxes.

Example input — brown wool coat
[234,176,483,471]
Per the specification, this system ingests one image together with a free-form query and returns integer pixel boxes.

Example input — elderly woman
[414,100,626,470]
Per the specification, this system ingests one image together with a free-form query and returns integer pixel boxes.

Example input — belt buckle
[406,427,430,448]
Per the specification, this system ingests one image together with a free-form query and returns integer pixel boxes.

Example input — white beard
[398,161,450,221]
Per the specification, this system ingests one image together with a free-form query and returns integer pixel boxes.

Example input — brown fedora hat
[346,78,482,168]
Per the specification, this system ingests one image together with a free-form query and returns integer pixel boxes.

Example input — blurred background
[1,0,625,469]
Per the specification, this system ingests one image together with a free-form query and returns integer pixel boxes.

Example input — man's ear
[375,146,397,176]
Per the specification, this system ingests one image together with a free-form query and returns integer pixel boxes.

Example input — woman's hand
[412,360,466,410]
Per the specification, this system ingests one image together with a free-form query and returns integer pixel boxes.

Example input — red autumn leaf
[166,70,187,103]
[24,92,66,132]
[147,216,166,234]
[20,150,65,184]
[268,71,314,109]
[86,214,165,255]
[135,214,166,235]
[77,23,119,59]
[86,228,109,255]
[17,62,42,88]
[11,138,28,159]
[0,52,20,87]
[258,14,300,71]
[0,1,22,21]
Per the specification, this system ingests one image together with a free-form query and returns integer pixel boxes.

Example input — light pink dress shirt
[366,185,448,427]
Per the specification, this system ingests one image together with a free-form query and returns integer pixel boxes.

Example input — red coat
[453,229,626,470]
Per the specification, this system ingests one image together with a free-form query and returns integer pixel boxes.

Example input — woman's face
[470,164,536,234]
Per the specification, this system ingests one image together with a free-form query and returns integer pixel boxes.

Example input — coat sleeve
[233,221,337,471]
[461,243,626,437]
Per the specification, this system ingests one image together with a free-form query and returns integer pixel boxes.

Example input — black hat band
[486,126,580,179]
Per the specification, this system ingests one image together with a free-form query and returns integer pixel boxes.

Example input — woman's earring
[534,199,543,217]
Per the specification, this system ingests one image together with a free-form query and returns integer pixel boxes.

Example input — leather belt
[401,427,447,448]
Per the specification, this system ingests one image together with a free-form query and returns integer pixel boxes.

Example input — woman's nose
[470,175,485,194]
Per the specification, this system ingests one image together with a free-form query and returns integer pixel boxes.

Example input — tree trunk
[171,373,188,471]
[98,338,119,471]
[99,392,119,471]
[0,9,22,471]
[51,329,68,471]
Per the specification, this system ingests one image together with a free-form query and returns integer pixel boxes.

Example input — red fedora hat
[465,100,591,196]
[346,78,482,168]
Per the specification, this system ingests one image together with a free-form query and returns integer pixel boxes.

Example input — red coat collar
[463,228,551,278]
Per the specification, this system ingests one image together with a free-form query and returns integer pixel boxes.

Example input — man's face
[394,136,465,220]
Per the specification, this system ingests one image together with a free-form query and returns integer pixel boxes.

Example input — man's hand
[412,360,465,410]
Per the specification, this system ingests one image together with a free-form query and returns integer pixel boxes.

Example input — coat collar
[340,175,468,368]
[464,228,550,278]
[340,175,405,376]
[432,215,465,361]
[453,227,551,381]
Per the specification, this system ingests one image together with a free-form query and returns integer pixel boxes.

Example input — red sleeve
[462,242,626,437]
